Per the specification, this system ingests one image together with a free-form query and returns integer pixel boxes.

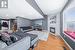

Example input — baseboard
[60,35,73,50]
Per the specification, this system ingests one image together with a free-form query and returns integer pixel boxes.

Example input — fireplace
[50,27,55,33]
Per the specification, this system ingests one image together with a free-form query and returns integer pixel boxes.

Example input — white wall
[56,14,60,35]
[48,13,60,35]
[17,17,31,29]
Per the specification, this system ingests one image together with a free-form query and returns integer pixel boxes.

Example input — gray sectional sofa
[0,36,30,50]
[0,30,38,50]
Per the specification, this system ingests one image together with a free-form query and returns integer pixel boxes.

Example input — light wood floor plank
[32,34,70,50]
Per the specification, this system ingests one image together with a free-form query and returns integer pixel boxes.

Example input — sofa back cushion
[20,26,32,30]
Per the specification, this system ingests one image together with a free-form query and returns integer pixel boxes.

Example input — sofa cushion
[12,31,38,41]
[24,33,38,41]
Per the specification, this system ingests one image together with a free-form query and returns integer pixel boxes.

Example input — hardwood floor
[31,34,70,50]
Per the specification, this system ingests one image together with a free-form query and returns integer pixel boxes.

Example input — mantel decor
[50,16,56,24]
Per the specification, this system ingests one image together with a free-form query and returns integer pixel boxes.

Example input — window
[63,7,75,39]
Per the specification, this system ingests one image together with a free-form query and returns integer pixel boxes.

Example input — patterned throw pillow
[1,32,13,46]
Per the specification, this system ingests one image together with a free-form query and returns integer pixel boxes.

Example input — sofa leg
[32,45,34,50]
[30,45,34,50]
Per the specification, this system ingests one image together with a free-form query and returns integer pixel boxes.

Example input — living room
[0,0,75,50]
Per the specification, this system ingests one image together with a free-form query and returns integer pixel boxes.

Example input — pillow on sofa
[10,34,22,42]
[0,32,19,46]
[1,33,13,46]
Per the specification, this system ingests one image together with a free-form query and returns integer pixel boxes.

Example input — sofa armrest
[0,41,7,50]
[3,36,30,50]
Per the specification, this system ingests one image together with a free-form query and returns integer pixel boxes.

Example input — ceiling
[35,0,68,15]
[0,0,43,19]
[0,0,68,19]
